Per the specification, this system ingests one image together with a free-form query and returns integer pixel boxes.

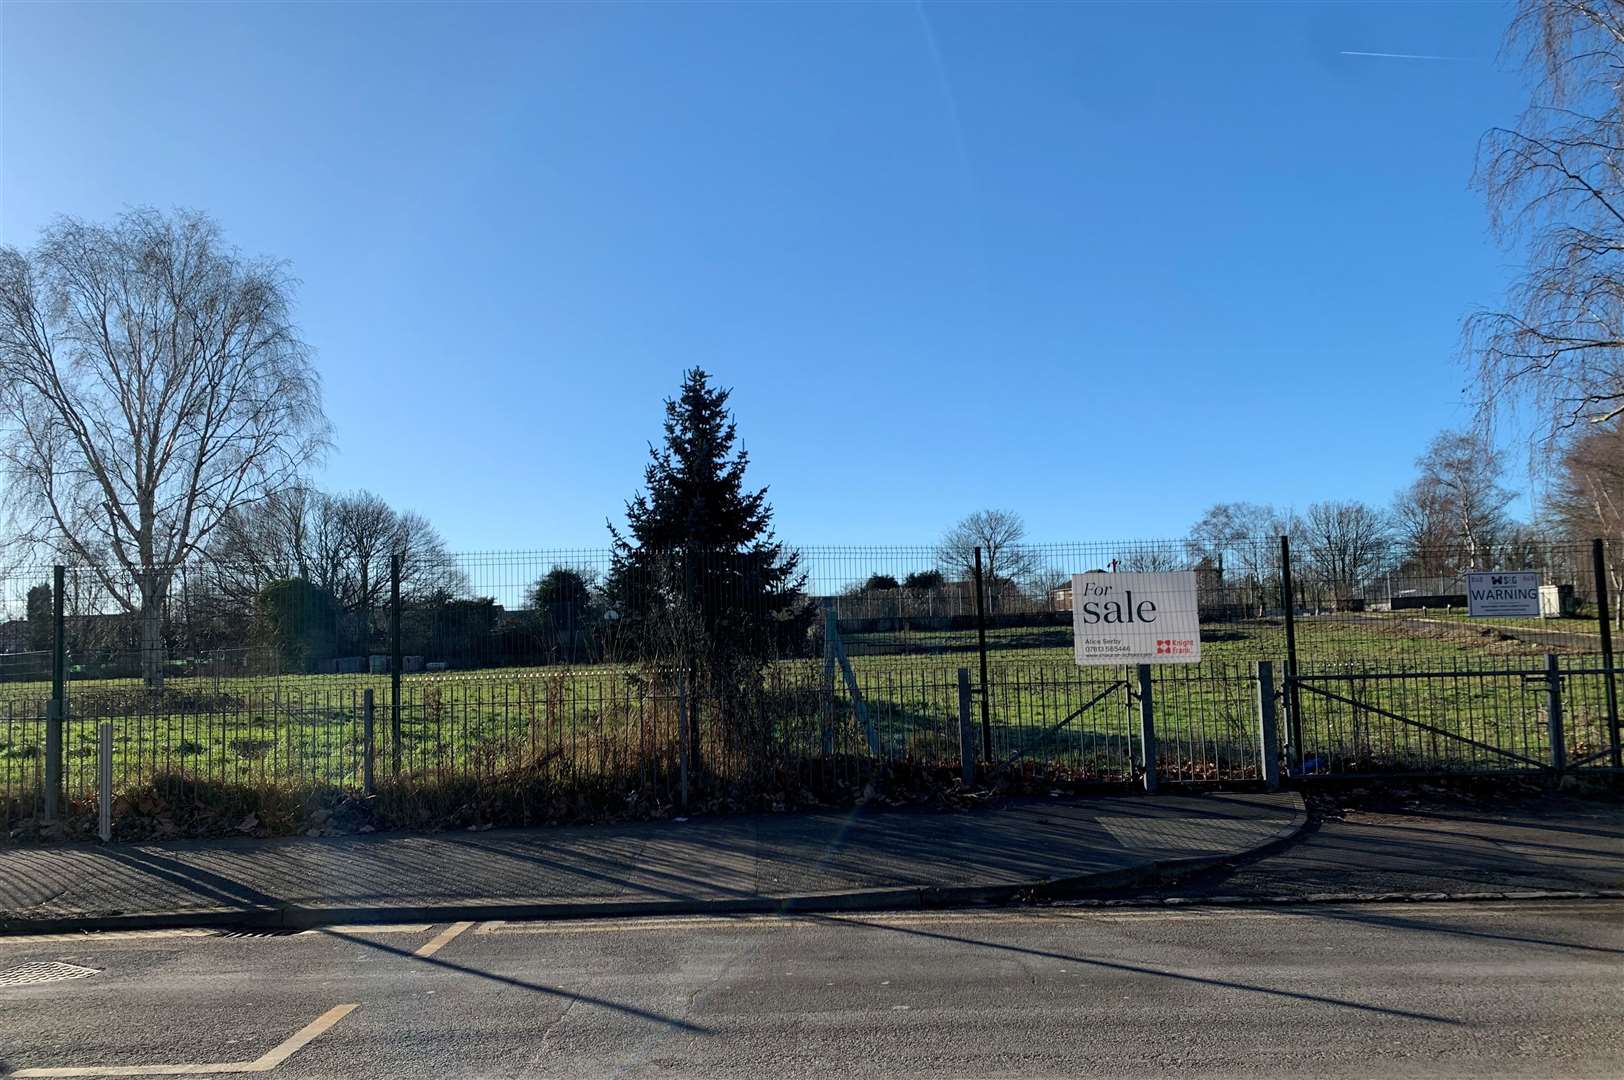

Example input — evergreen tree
[26,583,52,654]
[606,370,810,754]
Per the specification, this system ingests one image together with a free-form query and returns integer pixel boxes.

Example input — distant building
[1049,561,1223,614]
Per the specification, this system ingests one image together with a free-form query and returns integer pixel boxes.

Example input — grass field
[2,615,1618,816]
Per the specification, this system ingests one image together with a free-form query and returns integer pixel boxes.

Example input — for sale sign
[1465,571,1542,617]
[1071,571,1201,666]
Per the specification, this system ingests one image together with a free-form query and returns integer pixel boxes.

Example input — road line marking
[415,921,474,958]
[11,1004,359,1078]
[246,1003,359,1071]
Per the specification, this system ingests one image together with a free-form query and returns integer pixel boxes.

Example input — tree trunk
[140,585,167,690]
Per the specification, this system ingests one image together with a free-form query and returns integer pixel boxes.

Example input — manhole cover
[0,961,100,988]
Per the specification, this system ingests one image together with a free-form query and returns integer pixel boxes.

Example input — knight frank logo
[1156,639,1194,656]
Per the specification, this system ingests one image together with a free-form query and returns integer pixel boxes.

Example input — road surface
[2,899,1619,1078]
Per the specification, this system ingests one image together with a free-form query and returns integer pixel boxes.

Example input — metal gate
[1284,654,1622,777]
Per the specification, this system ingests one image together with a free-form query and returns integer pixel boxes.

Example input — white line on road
[11,1004,359,1078]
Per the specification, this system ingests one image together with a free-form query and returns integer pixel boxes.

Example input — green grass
[1,615,1616,808]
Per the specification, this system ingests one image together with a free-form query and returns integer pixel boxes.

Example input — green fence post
[1546,653,1567,773]
[957,667,977,785]
[390,554,402,777]
[1592,538,1621,770]
[1138,664,1157,794]
[972,546,993,761]
[362,688,376,796]
[44,564,65,825]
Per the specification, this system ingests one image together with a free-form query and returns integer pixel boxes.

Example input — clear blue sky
[2,1,1535,551]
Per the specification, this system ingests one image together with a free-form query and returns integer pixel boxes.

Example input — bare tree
[1185,502,1299,615]
[0,209,328,685]
[331,491,399,618]
[1468,0,1624,433]
[206,488,464,653]
[1301,501,1392,603]
[1396,429,1515,571]
[936,509,1040,612]
[1546,418,1624,616]
[1119,548,1179,572]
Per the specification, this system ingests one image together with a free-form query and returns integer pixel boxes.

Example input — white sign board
[1465,571,1542,617]
[1072,571,1200,666]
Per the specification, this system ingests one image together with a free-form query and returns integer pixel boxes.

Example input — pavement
[1,899,1619,1078]
[0,792,1305,934]
[1097,792,1624,904]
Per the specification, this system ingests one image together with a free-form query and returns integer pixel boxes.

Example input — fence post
[821,600,837,756]
[1137,663,1157,794]
[389,553,402,776]
[43,699,61,825]
[1546,653,1567,773]
[972,547,993,761]
[677,670,690,810]
[98,721,113,843]
[362,688,376,796]
[44,564,65,825]
[1256,661,1280,792]
[1279,536,1303,773]
[957,667,977,785]
[1592,538,1621,770]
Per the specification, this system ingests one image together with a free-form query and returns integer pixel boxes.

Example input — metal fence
[2,535,1620,835]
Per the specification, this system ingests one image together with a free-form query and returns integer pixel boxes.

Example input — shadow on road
[1289,905,1624,957]
[821,914,1461,1025]
[318,927,711,1034]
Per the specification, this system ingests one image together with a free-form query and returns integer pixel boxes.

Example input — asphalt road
[1,900,1619,1079]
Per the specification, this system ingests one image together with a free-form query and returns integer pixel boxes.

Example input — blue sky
[1,1,1535,551]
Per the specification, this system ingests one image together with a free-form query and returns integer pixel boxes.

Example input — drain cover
[0,961,100,987]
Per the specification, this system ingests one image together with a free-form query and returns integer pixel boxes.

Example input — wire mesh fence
[1,534,1619,835]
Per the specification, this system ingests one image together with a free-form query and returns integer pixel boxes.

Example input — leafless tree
[1301,501,1392,602]
[1395,429,1515,571]
[936,509,1040,612]
[332,491,399,619]
[1119,548,1179,572]
[1185,502,1300,615]
[1546,418,1624,615]
[1468,0,1624,434]
[205,488,464,651]
[0,209,328,686]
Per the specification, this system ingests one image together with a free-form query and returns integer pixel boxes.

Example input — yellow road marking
[414,921,474,958]
[244,1003,359,1071]
[472,900,1615,936]
[11,1004,359,1078]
